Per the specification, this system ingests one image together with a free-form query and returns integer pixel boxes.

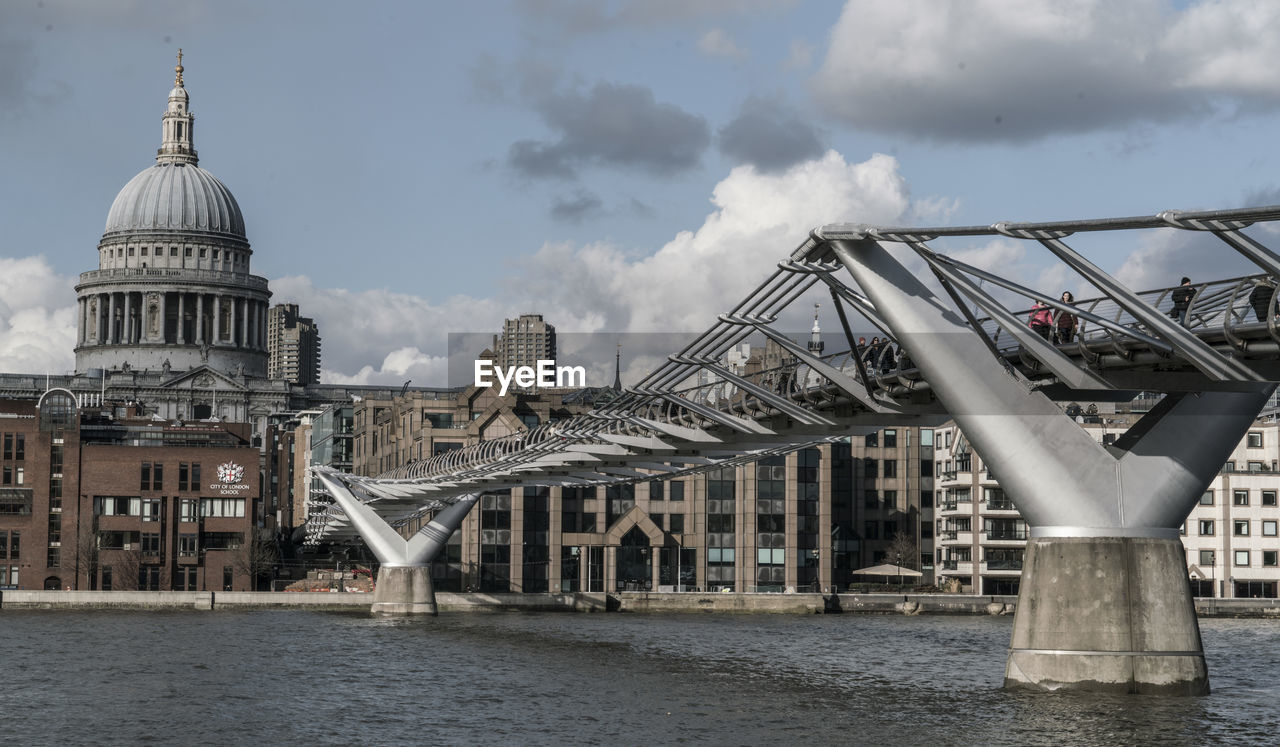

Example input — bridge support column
[313,470,478,617]
[1006,536,1206,694]
[831,236,1274,694]
[371,565,438,616]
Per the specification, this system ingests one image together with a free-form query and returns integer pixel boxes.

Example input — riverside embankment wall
[2,590,1279,617]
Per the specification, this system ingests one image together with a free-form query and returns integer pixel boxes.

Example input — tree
[887,531,918,570]
[111,546,143,591]
[232,528,280,591]
[73,522,99,590]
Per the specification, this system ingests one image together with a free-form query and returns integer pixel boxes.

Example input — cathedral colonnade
[78,287,270,351]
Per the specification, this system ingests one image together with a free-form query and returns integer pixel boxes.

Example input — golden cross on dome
[175,48,184,87]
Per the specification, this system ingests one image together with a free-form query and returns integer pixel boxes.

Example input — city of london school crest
[217,461,244,484]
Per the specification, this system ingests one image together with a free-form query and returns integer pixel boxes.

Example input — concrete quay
[0,589,609,612]
[1,590,1279,617]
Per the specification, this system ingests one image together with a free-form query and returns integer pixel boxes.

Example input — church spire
[612,342,623,391]
[157,49,198,165]
[808,302,824,355]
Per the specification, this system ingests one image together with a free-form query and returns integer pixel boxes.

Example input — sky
[5,0,1280,386]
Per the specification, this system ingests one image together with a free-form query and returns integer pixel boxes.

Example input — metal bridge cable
[1033,236,1261,382]
[929,252,1174,353]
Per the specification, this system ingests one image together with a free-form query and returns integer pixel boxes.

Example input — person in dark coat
[1250,280,1276,322]
[1054,291,1078,344]
[1170,277,1195,327]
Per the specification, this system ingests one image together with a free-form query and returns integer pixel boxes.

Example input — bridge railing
[974,273,1278,359]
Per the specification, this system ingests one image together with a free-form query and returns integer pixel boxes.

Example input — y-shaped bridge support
[314,471,478,615]
[833,238,1274,694]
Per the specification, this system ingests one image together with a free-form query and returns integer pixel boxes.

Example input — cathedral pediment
[159,365,248,392]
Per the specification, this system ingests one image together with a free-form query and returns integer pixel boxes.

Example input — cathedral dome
[104,162,245,239]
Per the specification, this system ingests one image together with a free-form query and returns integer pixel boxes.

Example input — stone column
[177,293,186,344]
[229,296,238,347]
[196,294,205,344]
[249,300,259,350]
[212,295,222,344]
[122,292,132,344]
[107,292,117,344]
[158,291,168,343]
[94,293,103,343]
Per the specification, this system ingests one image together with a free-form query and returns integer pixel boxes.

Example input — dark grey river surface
[3,610,1279,745]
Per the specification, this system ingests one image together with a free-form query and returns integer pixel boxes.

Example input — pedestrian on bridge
[1028,300,1053,340]
[1054,292,1078,344]
[1249,279,1276,322]
[1170,277,1195,327]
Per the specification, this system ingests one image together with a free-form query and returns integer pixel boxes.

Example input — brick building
[0,391,261,591]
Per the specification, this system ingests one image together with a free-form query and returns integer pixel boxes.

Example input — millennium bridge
[309,204,1280,694]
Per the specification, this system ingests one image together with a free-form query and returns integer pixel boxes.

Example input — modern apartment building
[267,303,322,386]
[932,413,1280,598]
[492,314,557,375]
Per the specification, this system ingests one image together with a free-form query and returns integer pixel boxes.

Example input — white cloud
[697,28,747,60]
[276,150,917,383]
[812,0,1280,141]
[0,256,76,374]
[1114,227,1256,292]
[321,347,448,387]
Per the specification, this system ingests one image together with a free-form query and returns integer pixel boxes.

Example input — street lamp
[896,552,902,591]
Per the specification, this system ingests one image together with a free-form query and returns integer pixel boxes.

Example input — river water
[3,610,1278,745]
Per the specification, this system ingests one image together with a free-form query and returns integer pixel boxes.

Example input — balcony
[983,559,1024,571]
[986,529,1028,541]
[78,267,270,292]
[984,499,1018,512]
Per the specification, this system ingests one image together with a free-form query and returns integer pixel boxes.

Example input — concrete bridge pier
[371,566,438,616]
[1007,536,1206,694]
[832,236,1275,694]
[314,471,478,616]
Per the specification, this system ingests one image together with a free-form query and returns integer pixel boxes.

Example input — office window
[1234,490,1249,507]
[883,460,897,478]
[1248,431,1263,448]
[1199,550,1215,565]
[1234,520,1250,536]
[649,481,663,501]
[1200,491,1214,506]
[1265,491,1277,507]
[178,463,189,491]
[669,514,684,533]
[179,535,198,557]
[180,499,198,523]
[1199,520,1215,536]
[865,432,878,447]
[883,429,897,448]
[1266,551,1278,568]
[1264,520,1278,537]
[141,498,161,522]
[1235,550,1250,567]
